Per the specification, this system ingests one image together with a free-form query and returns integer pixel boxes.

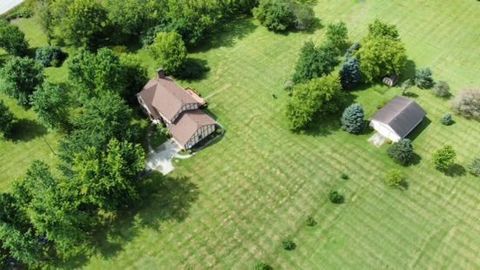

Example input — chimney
[157,68,166,79]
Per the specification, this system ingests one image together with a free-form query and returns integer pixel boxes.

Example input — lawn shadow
[193,17,257,52]
[445,164,466,177]
[176,58,210,81]
[303,114,342,137]
[91,173,199,261]
[7,118,47,142]
[400,59,416,81]
[407,117,432,141]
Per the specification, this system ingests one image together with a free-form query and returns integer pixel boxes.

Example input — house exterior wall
[370,120,401,142]
[184,124,216,149]
[138,96,156,121]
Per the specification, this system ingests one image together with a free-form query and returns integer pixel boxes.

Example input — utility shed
[370,96,426,142]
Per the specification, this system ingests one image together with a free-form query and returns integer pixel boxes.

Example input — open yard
[3,0,480,269]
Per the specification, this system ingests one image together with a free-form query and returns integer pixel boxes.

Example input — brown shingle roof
[372,96,426,138]
[138,77,199,123]
[169,110,216,146]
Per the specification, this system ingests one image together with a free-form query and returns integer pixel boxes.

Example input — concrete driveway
[0,0,24,15]
[146,139,192,175]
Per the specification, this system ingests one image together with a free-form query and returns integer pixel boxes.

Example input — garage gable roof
[372,96,426,138]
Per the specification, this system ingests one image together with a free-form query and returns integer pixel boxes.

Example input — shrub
[468,157,480,177]
[341,173,349,180]
[415,68,434,89]
[149,31,187,75]
[384,169,406,189]
[453,90,480,120]
[329,190,344,204]
[0,101,15,135]
[253,0,296,32]
[282,239,296,250]
[35,46,66,67]
[441,113,454,126]
[293,3,316,31]
[254,262,273,270]
[387,139,414,166]
[341,103,365,134]
[325,22,349,52]
[339,57,362,91]
[306,215,317,226]
[432,81,451,98]
[433,145,456,172]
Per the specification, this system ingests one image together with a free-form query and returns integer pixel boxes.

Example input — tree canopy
[286,74,343,130]
[292,41,340,83]
[31,82,70,130]
[0,101,14,136]
[0,57,44,107]
[68,48,126,97]
[149,31,187,75]
[341,103,365,134]
[0,19,28,56]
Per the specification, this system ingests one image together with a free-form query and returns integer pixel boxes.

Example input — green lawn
[5,0,480,269]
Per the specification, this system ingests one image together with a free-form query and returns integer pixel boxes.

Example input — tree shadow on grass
[445,164,467,177]
[7,118,47,142]
[303,114,342,137]
[176,58,210,81]
[192,17,257,53]
[400,59,417,81]
[93,172,199,260]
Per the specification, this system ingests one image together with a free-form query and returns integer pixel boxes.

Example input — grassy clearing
[0,16,63,190]
[4,0,480,269]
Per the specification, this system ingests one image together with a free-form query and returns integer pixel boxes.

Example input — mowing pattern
[21,0,478,269]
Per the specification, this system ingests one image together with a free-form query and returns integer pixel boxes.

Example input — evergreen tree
[415,68,434,89]
[339,57,362,90]
[387,139,414,166]
[341,103,365,134]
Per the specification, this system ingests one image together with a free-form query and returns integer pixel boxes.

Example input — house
[370,96,426,142]
[137,70,217,149]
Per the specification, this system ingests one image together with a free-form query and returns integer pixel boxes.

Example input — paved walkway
[146,139,192,175]
[0,0,24,15]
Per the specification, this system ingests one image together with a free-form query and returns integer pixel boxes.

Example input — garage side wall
[370,120,401,142]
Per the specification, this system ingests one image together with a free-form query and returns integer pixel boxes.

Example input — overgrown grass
[4,0,480,269]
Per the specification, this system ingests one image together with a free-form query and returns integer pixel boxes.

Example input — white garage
[370,96,426,143]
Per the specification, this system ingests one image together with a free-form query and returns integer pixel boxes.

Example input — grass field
[4,0,480,269]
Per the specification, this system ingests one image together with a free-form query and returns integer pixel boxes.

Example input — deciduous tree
[0,19,28,56]
[286,74,343,130]
[0,101,14,136]
[31,82,70,130]
[433,145,456,172]
[149,31,187,75]
[0,57,44,107]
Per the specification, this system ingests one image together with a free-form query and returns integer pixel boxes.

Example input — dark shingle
[372,96,426,138]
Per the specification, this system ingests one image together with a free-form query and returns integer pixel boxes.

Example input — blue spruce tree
[339,57,362,91]
[341,103,365,134]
